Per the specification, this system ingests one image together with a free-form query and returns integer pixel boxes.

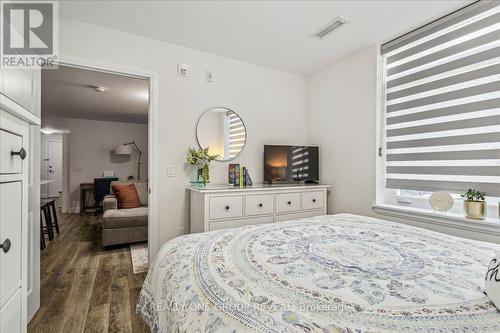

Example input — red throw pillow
[112,183,141,209]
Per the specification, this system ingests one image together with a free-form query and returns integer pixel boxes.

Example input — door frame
[34,57,160,319]
[48,54,160,258]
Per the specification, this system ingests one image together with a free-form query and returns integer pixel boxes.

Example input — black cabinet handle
[225,205,230,210]
[287,201,291,205]
[312,199,316,203]
[11,147,27,160]
[0,238,11,253]
[258,203,263,207]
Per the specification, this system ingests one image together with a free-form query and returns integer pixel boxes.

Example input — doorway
[29,58,159,325]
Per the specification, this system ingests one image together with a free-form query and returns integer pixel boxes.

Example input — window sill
[372,203,500,237]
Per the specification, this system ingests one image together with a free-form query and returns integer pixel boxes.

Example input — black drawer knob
[258,203,263,207]
[312,199,316,203]
[287,201,291,205]
[11,147,27,160]
[225,206,230,210]
[0,238,11,253]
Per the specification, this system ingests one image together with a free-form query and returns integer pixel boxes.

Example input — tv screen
[264,145,319,183]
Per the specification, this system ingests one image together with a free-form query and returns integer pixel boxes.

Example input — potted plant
[461,189,487,220]
[186,147,218,184]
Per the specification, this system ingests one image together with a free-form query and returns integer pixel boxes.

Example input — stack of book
[228,164,252,187]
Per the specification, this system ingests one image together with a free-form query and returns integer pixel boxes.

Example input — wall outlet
[167,164,175,177]
[177,63,189,78]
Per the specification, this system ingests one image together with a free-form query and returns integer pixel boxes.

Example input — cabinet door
[0,289,22,333]
[0,182,22,306]
[0,129,24,174]
[0,67,35,114]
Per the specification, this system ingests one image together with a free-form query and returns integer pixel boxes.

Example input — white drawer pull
[0,238,11,253]
[11,147,27,160]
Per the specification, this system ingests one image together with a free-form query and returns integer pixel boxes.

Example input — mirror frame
[196,106,247,162]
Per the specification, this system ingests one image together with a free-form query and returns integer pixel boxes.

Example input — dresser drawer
[275,210,324,222]
[275,193,301,213]
[0,182,22,306]
[0,129,23,174]
[209,196,243,220]
[210,216,273,231]
[245,194,274,216]
[0,288,21,333]
[302,191,324,210]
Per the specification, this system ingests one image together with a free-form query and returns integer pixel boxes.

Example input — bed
[137,214,500,332]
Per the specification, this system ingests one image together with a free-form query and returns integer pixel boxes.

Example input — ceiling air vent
[313,17,348,39]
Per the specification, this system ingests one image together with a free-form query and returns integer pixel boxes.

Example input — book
[234,164,240,186]
[228,164,236,185]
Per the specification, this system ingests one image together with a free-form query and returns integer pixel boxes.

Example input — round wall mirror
[196,107,247,161]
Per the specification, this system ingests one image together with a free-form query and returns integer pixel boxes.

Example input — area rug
[130,242,148,274]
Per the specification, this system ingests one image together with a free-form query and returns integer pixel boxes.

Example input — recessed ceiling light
[93,86,106,93]
[40,129,54,134]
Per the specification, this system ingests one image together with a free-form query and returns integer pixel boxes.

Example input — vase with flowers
[186,147,218,184]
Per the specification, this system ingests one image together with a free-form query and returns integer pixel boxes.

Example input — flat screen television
[264,145,319,183]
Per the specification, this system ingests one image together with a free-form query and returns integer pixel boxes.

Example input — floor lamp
[115,141,142,180]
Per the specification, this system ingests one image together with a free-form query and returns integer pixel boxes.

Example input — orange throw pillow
[112,183,141,209]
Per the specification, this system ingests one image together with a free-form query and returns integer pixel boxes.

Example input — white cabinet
[0,108,31,333]
[0,289,22,333]
[0,182,22,304]
[188,184,330,233]
[0,68,39,117]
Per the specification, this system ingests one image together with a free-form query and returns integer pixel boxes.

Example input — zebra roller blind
[381,0,500,197]
[227,111,246,159]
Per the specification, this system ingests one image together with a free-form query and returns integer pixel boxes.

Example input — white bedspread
[137,214,500,332]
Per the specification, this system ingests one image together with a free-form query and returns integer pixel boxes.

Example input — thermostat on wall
[177,63,189,78]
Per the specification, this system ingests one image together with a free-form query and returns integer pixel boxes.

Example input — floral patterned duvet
[137,214,500,333]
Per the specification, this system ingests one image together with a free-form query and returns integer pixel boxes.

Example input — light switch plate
[167,164,175,177]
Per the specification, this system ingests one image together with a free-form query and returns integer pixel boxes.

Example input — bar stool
[46,200,60,234]
[40,203,54,250]
[41,199,60,236]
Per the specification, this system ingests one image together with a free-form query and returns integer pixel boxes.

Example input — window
[380,0,500,208]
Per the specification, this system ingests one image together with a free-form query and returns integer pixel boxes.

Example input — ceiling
[41,65,149,125]
[60,0,471,75]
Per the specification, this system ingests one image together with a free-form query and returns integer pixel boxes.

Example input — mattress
[137,214,500,332]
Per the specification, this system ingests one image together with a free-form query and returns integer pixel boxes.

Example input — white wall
[60,19,307,245]
[66,118,148,212]
[307,45,378,217]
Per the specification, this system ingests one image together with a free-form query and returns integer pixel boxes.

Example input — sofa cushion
[103,207,148,229]
[111,181,148,206]
[112,183,141,209]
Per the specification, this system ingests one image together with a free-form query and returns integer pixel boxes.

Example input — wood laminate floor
[28,212,149,333]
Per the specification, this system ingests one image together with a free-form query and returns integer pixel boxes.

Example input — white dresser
[188,184,330,233]
[1,67,41,333]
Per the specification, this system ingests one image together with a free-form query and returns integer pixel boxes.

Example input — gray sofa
[102,181,148,247]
